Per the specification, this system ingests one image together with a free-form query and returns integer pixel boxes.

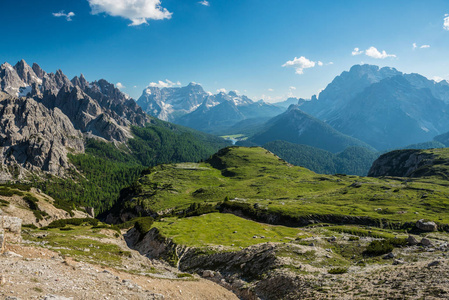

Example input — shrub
[135,217,154,235]
[328,267,348,274]
[46,218,99,229]
[363,240,394,256]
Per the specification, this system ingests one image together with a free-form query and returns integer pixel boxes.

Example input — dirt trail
[0,244,238,300]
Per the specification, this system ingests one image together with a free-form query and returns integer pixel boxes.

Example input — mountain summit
[299,64,449,150]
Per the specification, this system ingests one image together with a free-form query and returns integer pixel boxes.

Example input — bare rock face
[368,149,435,177]
[0,92,84,179]
[0,215,22,246]
[0,59,150,177]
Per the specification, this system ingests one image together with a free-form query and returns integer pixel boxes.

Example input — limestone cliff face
[0,92,84,179]
[0,59,150,178]
[368,149,435,177]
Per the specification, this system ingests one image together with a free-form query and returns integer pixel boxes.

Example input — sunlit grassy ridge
[123,146,449,224]
[153,213,308,249]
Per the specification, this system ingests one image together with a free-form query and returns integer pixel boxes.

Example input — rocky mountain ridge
[297,64,449,150]
[137,84,284,133]
[0,60,150,179]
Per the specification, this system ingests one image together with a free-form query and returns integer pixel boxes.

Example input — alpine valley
[3,60,449,299]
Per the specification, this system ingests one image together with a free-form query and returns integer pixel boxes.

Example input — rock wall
[0,214,22,252]
[368,149,435,177]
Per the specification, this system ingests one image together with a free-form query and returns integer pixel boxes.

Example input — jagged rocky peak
[71,73,89,90]
[32,63,46,79]
[14,59,42,86]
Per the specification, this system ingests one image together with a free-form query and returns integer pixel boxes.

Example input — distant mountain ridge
[137,84,284,133]
[298,64,449,150]
[246,104,374,153]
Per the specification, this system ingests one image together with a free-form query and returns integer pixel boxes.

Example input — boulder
[416,219,438,232]
[407,235,419,246]
[0,216,22,233]
[420,238,433,247]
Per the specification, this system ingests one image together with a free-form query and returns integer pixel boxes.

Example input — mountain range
[137,84,284,133]
[0,60,228,181]
[297,64,449,150]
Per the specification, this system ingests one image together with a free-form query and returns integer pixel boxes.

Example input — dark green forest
[263,140,379,176]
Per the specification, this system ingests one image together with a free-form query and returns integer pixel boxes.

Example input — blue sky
[1,0,449,102]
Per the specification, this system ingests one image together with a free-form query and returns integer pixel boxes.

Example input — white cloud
[148,79,181,88]
[52,11,75,21]
[282,56,316,75]
[87,0,172,26]
[289,86,296,90]
[317,61,323,66]
[268,88,274,92]
[352,47,363,56]
[199,1,210,6]
[414,43,430,49]
[116,82,125,89]
[328,62,334,65]
[444,14,449,31]
[365,46,396,59]
[217,88,227,93]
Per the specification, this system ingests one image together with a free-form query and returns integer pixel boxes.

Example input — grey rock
[383,252,395,259]
[393,259,405,265]
[420,238,433,247]
[407,235,419,246]
[416,219,438,232]
[43,295,73,300]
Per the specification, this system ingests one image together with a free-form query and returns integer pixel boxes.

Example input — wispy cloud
[444,14,449,31]
[268,88,274,92]
[352,48,363,56]
[365,46,396,59]
[282,56,316,75]
[413,43,430,49]
[116,82,125,89]
[52,11,75,21]
[199,1,210,6]
[148,79,181,88]
[87,0,172,26]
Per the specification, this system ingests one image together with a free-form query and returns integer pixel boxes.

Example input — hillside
[247,105,373,153]
[103,146,449,299]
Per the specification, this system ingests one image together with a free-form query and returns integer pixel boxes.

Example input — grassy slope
[154,213,308,249]
[36,121,230,215]
[123,146,449,224]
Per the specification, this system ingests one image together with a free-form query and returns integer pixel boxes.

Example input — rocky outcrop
[368,149,435,177]
[0,93,84,179]
[0,214,22,250]
[0,59,151,177]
